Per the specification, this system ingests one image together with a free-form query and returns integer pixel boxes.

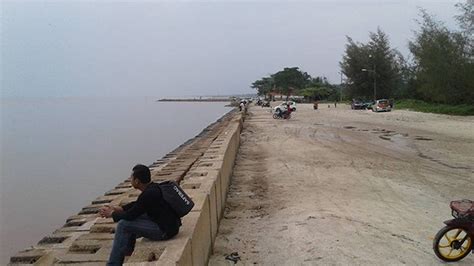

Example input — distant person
[99,164,181,265]
[334,101,337,108]
[239,101,245,112]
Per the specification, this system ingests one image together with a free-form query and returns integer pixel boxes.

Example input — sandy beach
[210,103,474,265]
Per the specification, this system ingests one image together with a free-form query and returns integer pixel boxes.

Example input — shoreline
[8,107,243,265]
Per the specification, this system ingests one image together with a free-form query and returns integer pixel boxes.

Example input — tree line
[251,67,341,102]
[252,1,473,105]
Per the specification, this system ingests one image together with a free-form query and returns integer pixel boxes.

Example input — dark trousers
[107,215,166,266]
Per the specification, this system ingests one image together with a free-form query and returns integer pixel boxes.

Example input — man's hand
[99,206,115,218]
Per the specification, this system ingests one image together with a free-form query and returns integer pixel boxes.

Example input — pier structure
[9,109,244,265]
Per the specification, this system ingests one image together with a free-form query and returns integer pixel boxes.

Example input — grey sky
[1,0,460,98]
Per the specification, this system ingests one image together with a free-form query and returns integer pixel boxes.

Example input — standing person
[285,102,292,119]
[99,164,181,265]
[239,101,245,112]
[334,101,337,108]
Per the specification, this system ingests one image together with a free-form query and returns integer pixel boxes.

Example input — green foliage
[409,8,474,104]
[271,67,310,99]
[340,28,403,101]
[455,0,473,53]
[301,87,331,100]
[251,77,274,98]
[251,67,338,102]
[395,99,474,116]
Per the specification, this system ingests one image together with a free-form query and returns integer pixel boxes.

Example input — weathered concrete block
[78,233,115,241]
[156,237,192,266]
[36,232,85,250]
[200,154,225,161]
[91,195,117,205]
[90,223,116,234]
[66,213,98,223]
[55,218,99,233]
[183,169,223,221]
[68,239,112,253]
[124,235,191,265]
[181,178,219,243]
[54,246,111,263]
[125,242,166,263]
[9,249,47,265]
[105,188,130,196]
[183,190,207,214]
[183,202,212,265]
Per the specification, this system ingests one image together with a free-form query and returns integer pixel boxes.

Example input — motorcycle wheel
[433,226,472,262]
[272,114,279,119]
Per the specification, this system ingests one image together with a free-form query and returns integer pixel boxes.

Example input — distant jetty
[158,97,232,102]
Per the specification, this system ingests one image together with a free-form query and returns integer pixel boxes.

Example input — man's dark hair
[132,164,151,184]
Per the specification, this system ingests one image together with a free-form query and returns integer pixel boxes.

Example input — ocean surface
[0,97,231,263]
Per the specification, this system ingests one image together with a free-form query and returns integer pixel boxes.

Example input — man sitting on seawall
[99,164,182,266]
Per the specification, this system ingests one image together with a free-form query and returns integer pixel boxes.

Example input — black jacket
[112,183,181,237]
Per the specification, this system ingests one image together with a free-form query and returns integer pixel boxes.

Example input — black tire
[433,225,473,262]
[272,113,279,119]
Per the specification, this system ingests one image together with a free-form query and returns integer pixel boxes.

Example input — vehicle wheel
[272,114,279,119]
[433,226,472,262]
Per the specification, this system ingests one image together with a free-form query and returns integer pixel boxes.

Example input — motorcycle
[273,110,291,120]
[433,199,474,262]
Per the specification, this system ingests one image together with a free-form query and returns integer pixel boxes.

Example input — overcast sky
[1,0,461,98]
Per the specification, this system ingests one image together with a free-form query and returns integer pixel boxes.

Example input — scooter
[433,199,474,262]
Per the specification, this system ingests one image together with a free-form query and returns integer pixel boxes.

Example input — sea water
[0,97,231,263]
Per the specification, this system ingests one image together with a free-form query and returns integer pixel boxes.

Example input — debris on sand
[225,252,241,263]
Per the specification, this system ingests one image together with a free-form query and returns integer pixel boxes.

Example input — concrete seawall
[9,109,244,265]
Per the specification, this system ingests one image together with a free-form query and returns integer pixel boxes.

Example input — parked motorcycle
[433,199,474,262]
